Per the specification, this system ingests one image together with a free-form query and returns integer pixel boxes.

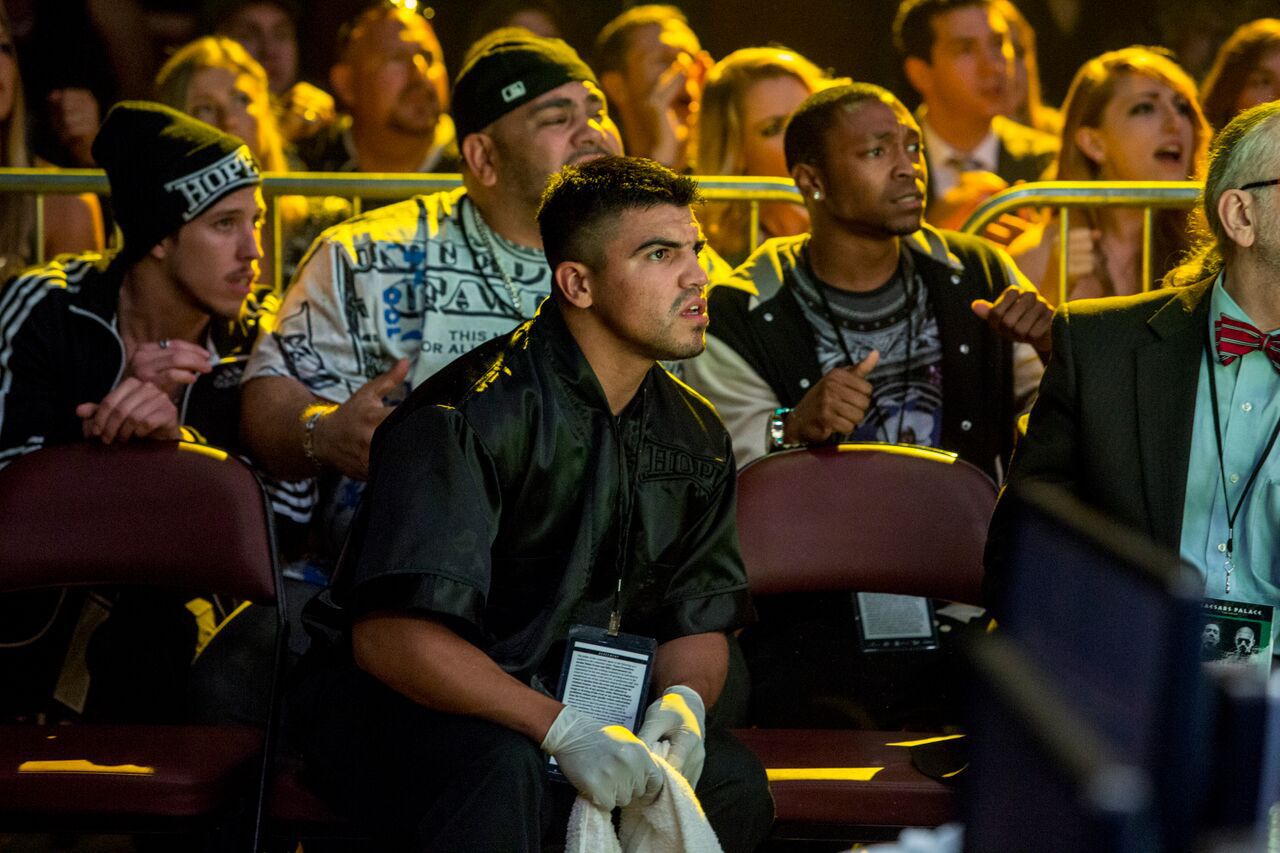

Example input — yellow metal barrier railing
[4,169,1205,304]
[0,168,805,291]
[959,180,1202,303]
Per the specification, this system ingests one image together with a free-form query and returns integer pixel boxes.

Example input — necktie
[1215,314,1280,369]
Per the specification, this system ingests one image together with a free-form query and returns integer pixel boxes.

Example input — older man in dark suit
[987,101,1280,617]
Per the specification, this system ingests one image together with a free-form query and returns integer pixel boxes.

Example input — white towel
[564,748,723,853]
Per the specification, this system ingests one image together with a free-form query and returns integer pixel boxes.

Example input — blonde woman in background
[696,46,842,266]
[155,36,349,293]
[0,1,102,279]
[1009,47,1209,303]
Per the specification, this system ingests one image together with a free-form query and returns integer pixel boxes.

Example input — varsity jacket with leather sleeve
[682,226,1041,480]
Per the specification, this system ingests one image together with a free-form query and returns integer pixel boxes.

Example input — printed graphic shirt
[244,188,552,559]
[790,248,944,447]
[245,187,550,402]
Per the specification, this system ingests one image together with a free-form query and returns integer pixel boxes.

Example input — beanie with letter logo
[92,101,262,268]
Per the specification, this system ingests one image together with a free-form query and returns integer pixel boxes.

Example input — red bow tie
[1216,315,1280,370]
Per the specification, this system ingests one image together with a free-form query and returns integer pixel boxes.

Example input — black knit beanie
[92,101,262,267]
[451,31,598,142]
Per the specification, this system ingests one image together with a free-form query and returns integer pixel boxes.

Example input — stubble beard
[387,84,441,137]
[654,295,707,361]
[881,199,925,238]
[1252,196,1280,281]
[652,325,706,361]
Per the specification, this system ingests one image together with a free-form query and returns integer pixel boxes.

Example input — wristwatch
[767,407,798,452]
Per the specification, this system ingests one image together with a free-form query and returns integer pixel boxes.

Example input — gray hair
[1169,101,1280,286]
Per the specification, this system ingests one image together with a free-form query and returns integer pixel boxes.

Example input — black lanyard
[1203,327,1280,593]
[811,259,916,443]
[609,385,648,635]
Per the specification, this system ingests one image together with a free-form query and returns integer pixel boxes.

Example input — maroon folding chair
[729,443,996,842]
[0,441,285,850]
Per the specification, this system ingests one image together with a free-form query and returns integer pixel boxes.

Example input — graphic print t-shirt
[244,187,551,402]
[790,248,944,446]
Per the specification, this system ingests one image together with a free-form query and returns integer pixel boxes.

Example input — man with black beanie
[0,100,286,724]
[240,30,624,555]
[0,100,265,465]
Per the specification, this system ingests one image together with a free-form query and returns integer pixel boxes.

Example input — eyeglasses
[1239,178,1280,191]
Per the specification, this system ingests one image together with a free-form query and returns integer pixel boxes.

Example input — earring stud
[812,190,822,200]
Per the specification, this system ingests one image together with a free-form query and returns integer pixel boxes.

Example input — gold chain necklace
[473,205,525,318]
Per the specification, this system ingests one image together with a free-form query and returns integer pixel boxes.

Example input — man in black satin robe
[291,156,772,853]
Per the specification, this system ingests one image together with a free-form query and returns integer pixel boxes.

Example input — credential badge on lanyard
[547,624,657,781]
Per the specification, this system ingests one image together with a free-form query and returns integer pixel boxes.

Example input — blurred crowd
[3,0,1279,286]
[2,2,1280,845]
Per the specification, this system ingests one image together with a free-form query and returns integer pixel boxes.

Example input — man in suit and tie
[894,0,1057,231]
[986,101,1280,616]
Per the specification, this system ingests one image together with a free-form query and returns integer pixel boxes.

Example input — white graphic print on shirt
[245,187,551,403]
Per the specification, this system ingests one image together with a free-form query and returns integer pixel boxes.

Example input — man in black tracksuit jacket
[0,102,306,722]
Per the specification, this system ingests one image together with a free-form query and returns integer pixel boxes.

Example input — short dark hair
[784,82,899,172]
[593,4,691,75]
[893,0,992,62]
[537,156,701,273]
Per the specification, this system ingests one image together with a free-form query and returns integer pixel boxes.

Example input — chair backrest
[735,444,996,605]
[0,441,277,603]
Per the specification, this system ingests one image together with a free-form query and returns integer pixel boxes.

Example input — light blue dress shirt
[1179,275,1280,608]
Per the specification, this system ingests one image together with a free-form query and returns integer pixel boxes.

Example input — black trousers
[295,664,775,853]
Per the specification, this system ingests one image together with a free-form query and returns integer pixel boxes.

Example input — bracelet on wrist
[301,403,338,469]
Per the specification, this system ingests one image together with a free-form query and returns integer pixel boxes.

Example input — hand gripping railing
[959,180,1202,303]
[0,168,806,291]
